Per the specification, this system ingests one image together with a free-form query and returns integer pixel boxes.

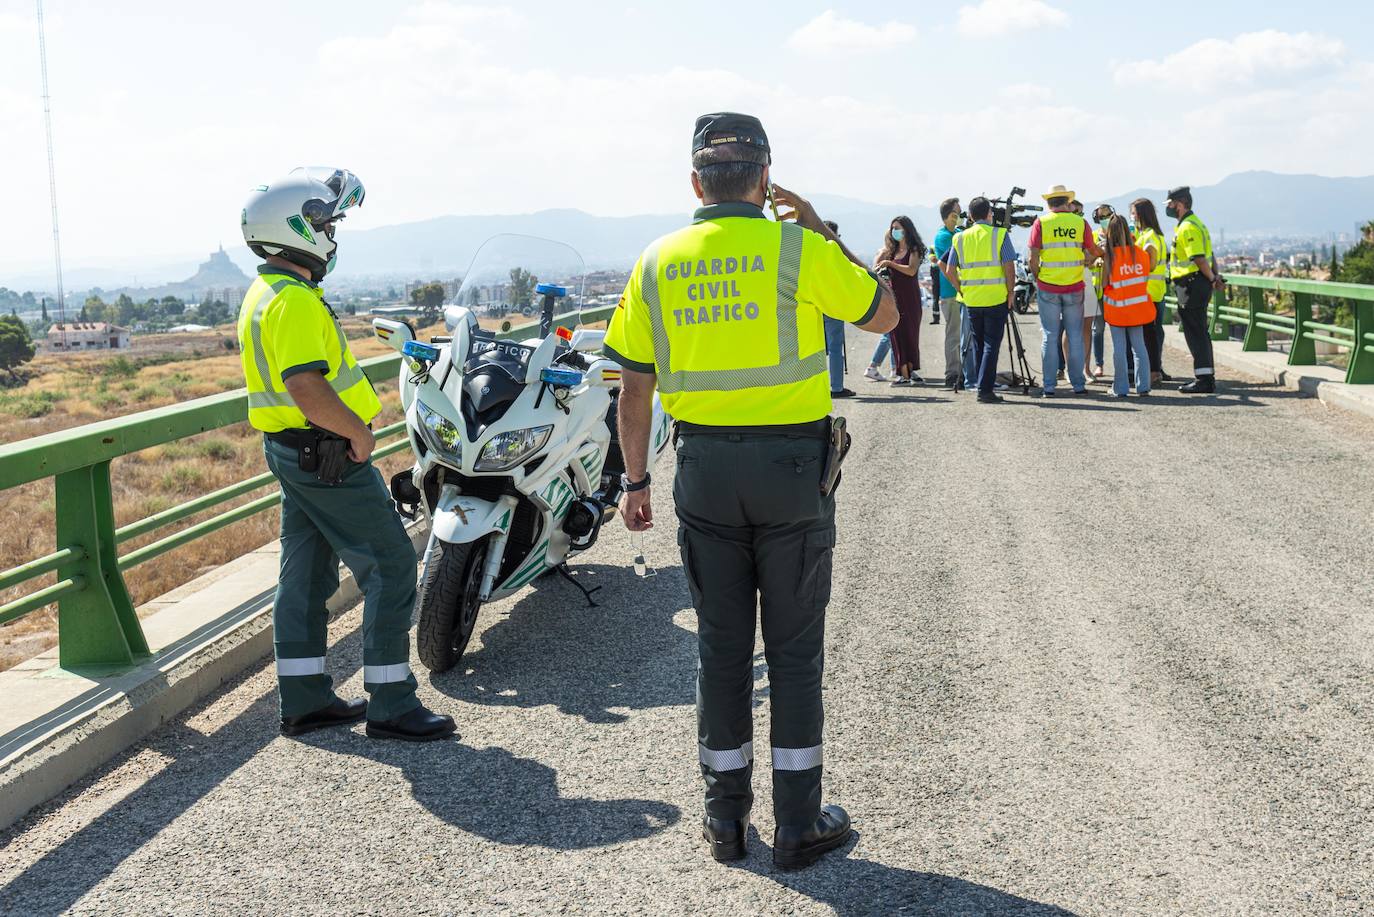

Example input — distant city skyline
[2,1,1373,281]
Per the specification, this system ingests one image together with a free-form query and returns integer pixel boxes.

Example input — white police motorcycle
[372,235,670,674]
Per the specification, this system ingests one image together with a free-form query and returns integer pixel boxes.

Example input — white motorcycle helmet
[241,167,365,282]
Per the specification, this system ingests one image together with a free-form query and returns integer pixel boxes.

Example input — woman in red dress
[874,215,926,385]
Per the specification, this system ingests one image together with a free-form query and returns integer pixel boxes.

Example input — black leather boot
[702,814,749,862]
[280,696,367,737]
[366,705,457,742]
[773,804,852,870]
[1180,376,1216,394]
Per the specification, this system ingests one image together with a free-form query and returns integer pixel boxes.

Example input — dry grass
[0,317,435,671]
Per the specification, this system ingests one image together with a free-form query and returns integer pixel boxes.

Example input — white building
[46,322,131,351]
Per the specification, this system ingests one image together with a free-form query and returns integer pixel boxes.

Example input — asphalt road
[3,313,1373,916]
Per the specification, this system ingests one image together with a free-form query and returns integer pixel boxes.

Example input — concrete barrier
[0,525,428,831]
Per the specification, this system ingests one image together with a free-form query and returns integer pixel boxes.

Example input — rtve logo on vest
[665,255,767,327]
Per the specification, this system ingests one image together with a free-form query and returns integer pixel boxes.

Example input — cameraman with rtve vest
[603,112,897,869]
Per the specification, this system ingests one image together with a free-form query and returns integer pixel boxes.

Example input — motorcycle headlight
[415,400,462,459]
[476,425,553,472]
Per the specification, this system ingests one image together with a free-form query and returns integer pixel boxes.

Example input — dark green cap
[691,112,771,162]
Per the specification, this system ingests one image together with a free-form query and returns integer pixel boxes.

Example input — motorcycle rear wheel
[416,536,489,674]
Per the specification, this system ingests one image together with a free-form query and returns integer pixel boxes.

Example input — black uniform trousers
[673,426,836,829]
[1174,273,1216,377]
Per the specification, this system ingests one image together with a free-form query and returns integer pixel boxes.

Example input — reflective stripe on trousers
[277,656,327,677]
[364,662,413,684]
[640,221,823,394]
[700,741,754,772]
[771,745,823,771]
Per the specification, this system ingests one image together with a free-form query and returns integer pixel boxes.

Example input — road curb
[1162,326,1374,421]
[0,525,428,832]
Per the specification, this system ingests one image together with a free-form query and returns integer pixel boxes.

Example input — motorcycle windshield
[449,234,587,338]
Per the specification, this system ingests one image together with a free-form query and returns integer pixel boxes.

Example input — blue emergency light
[539,368,583,388]
[403,340,441,362]
[535,283,568,298]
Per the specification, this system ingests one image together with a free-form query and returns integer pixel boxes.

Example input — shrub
[159,465,206,490]
[101,356,140,379]
[1,390,60,418]
[198,438,237,460]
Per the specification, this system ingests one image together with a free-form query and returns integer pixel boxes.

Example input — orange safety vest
[1102,245,1157,327]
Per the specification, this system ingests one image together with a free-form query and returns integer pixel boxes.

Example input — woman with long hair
[874,215,926,385]
[1130,197,1170,385]
[1100,214,1155,397]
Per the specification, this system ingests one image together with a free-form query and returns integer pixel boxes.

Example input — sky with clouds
[1,0,1371,273]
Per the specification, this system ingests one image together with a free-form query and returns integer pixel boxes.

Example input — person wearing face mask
[238,168,457,743]
[874,216,927,386]
[1165,186,1225,393]
[1130,198,1172,386]
[931,198,969,389]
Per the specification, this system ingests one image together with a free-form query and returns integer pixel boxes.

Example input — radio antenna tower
[36,0,67,347]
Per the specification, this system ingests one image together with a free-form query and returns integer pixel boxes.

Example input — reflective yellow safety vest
[1036,211,1089,286]
[603,203,880,425]
[954,223,1009,307]
[1135,226,1169,301]
[236,268,380,433]
[1170,212,1214,280]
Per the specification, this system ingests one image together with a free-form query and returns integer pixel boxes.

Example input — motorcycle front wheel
[416,536,489,674]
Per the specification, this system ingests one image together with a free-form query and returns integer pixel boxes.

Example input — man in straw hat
[1027,184,1103,396]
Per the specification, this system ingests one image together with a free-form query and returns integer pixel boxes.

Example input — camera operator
[1027,185,1102,397]
[941,197,1017,403]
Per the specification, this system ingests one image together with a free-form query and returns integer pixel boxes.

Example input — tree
[198,300,231,326]
[114,293,139,326]
[0,314,37,384]
[409,282,446,326]
[507,267,538,312]
[161,296,185,317]
[40,298,49,322]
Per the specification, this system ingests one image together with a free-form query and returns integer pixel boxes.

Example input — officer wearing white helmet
[237,167,455,741]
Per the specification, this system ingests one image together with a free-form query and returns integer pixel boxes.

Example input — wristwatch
[620,472,651,492]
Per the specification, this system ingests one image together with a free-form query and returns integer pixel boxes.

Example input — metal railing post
[1242,287,1268,351]
[1348,299,1374,384]
[1209,283,1228,341]
[54,461,149,668]
[1288,292,1316,365]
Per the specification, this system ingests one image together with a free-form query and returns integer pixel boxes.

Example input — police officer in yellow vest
[1165,186,1225,393]
[943,197,1018,403]
[604,113,897,869]
[238,168,455,742]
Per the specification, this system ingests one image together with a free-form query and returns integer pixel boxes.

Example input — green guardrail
[0,306,614,671]
[1162,275,1373,384]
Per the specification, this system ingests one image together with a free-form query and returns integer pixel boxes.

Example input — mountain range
[4,172,1371,291]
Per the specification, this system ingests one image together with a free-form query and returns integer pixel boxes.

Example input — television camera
[987,186,1042,229]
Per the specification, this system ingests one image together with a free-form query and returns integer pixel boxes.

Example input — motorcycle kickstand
[554,563,601,608]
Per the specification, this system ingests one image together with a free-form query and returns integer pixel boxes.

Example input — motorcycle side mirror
[373,318,414,353]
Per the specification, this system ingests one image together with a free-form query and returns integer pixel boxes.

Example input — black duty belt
[675,418,831,439]
[264,428,316,449]
[264,425,367,450]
